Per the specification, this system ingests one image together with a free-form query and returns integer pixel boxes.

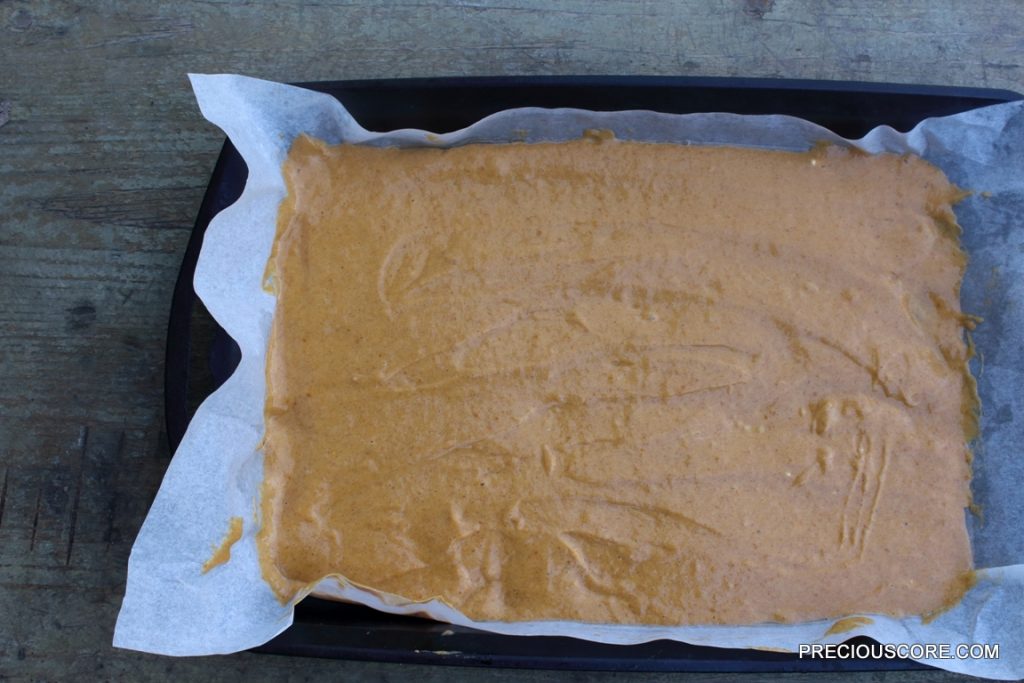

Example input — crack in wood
[105,430,127,546]
[65,426,90,567]
[0,467,8,530]
[29,485,42,552]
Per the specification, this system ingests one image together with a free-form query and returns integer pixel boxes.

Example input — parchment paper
[114,74,1024,678]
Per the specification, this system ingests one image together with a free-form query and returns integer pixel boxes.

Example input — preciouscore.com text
[798,642,999,660]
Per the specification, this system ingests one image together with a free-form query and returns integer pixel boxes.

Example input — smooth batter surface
[258,133,976,625]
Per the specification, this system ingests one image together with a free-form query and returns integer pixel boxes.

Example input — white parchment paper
[114,74,1024,678]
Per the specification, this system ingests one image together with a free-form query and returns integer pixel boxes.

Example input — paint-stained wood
[1,1,1020,680]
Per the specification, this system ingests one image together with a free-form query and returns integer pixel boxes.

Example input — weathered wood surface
[1,1,1021,680]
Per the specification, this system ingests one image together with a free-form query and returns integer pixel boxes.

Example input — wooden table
[2,1,1021,680]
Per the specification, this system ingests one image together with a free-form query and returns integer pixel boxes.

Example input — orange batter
[257,133,977,625]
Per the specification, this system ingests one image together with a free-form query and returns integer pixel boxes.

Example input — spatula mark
[377,233,454,320]
[570,497,723,537]
[556,532,645,616]
[859,443,889,555]
[813,337,913,408]
[838,429,889,558]
[421,403,548,462]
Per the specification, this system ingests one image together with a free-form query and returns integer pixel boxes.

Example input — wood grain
[1,0,1021,679]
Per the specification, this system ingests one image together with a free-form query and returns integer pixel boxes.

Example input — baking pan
[165,76,1022,670]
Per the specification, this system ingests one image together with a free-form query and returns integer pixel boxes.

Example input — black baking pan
[165,76,1022,671]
